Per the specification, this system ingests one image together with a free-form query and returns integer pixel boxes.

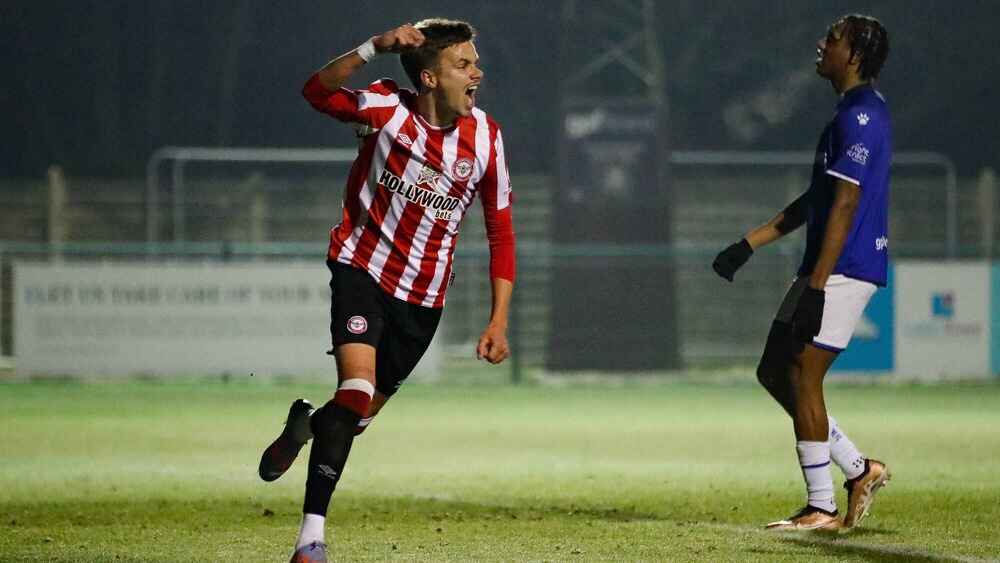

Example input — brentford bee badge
[346,315,368,334]
[452,158,474,181]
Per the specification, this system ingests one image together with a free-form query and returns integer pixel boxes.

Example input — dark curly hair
[400,18,477,91]
[839,14,889,81]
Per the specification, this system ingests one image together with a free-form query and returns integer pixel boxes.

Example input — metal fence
[1,149,995,379]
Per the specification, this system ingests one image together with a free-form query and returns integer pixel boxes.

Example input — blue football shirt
[798,84,892,286]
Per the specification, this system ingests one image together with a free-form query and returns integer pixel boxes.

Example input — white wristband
[356,38,377,63]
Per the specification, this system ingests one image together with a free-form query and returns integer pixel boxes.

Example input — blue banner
[831,266,894,372]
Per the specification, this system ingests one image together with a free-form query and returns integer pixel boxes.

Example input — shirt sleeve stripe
[494,131,511,210]
[825,169,861,186]
[357,91,399,110]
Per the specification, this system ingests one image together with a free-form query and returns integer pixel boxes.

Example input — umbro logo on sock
[316,465,339,480]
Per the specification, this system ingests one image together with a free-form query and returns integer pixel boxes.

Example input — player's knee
[757,322,800,389]
[311,378,375,436]
[334,377,374,416]
[354,392,388,436]
[756,352,785,391]
[756,360,781,391]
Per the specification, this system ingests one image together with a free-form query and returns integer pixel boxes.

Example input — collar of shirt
[837,82,875,109]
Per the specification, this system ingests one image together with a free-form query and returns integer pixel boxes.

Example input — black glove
[712,239,753,282]
[792,286,825,342]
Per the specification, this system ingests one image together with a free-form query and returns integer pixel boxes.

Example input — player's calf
[302,378,375,516]
[293,378,375,553]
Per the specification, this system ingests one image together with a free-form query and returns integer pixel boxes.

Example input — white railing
[145,146,358,243]
[669,150,959,257]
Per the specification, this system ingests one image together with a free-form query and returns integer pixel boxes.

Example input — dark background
[3,0,996,179]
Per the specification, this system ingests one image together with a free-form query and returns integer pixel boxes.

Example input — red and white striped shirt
[303,75,515,308]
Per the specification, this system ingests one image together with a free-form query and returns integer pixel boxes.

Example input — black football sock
[302,404,361,516]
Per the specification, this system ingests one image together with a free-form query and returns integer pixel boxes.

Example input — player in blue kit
[713,14,891,531]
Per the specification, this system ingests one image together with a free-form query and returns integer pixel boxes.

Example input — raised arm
[314,24,426,91]
[302,24,425,126]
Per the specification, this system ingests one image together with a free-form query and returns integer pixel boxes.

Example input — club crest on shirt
[847,143,869,166]
[452,158,474,181]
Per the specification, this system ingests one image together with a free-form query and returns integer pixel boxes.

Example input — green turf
[1,378,999,562]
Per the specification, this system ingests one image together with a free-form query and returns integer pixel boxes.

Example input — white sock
[828,415,866,480]
[796,440,836,513]
[295,513,325,549]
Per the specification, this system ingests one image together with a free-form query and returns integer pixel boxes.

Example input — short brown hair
[400,18,476,91]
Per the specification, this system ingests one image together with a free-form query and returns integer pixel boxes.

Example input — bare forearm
[745,216,786,250]
[745,193,808,250]
[315,46,371,91]
[487,278,513,329]
[313,24,426,91]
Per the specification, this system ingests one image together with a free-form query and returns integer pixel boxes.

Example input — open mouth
[465,84,478,107]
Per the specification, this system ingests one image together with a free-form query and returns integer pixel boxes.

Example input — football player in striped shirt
[257,19,516,562]
[713,14,891,531]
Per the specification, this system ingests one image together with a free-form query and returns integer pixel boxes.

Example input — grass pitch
[1,378,999,562]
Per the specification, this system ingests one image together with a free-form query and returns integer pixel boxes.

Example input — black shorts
[327,261,442,397]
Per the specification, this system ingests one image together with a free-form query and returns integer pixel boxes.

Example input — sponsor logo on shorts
[452,158,474,181]
[347,315,368,334]
[875,236,888,251]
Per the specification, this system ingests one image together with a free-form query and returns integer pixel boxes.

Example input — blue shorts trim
[811,341,844,354]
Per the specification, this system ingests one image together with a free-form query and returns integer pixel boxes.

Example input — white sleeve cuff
[356,38,377,63]
[825,169,861,186]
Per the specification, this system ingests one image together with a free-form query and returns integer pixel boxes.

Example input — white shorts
[775,274,877,352]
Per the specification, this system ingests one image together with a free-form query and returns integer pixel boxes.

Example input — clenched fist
[373,23,425,54]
